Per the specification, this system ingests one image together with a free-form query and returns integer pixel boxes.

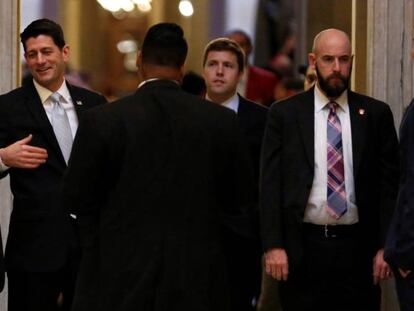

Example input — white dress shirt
[206,92,239,113]
[0,79,78,172]
[33,79,79,138]
[303,85,359,225]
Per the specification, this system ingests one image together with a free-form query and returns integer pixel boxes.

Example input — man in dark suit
[202,38,267,311]
[385,98,414,311]
[0,19,106,311]
[62,23,254,311]
[261,28,399,311]
[384,42,414,310]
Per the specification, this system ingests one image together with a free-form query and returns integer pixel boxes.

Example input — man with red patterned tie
[260,29,399,311]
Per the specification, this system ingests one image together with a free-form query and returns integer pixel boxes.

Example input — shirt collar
[206,92,239,113]
[33,79,71,104]
[314,83,348,113]
[138,78,179,89]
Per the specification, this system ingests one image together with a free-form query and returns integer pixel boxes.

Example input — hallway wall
[0,0,18,308]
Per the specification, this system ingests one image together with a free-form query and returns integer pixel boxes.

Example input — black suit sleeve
[63,107,116,247]
[260,103,284,251]
[377,104,400,245]
[214,110,256,238]
[391,105,414,269]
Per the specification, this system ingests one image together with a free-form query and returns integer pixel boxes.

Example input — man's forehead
[315,40,351,56]
[318,51,351,57]
[25,35,56,48]
[207,50,237,60]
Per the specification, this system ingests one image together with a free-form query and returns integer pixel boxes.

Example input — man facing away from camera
[63,23,255,311]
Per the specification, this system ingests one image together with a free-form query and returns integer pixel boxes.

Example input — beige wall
[306,0,352,53]
[306,0,368,94]
[63,0,210,77]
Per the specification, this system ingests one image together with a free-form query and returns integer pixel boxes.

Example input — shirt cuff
[0,153,10,172]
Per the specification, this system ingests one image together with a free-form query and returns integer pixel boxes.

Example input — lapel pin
[358,108,365,115]
[76,101,83,106]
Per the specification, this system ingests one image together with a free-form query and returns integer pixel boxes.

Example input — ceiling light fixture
[178,0,194,17]
[97,0,152,13]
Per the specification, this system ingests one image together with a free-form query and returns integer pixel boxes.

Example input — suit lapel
[348,91,367,179]
[24,81,87,169]
[400,98,414,135]
[237,95,249,123]
[297,89,315,170]
[67,82,88,118]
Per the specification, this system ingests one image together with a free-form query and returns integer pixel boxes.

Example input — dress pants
[393,270,414,311]
[280,224,381,311]
[8,253,79,311]
[222,226,262,311]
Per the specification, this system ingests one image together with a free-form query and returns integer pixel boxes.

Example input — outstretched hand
[0,135,48,169]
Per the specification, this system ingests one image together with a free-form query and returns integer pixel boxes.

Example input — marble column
[0,0,19,309]
[367,1,414,310]
[367,0,414,128]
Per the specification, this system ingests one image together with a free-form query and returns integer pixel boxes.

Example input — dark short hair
[225,29,252,49]
[20,18,66,52]
[202,38,245,73]
[141,23,188,69]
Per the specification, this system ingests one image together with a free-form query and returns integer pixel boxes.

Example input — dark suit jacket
[238,95,268,192]
[245,66,278,107]
[221,96,267,311]
[385,100,414,270]
[260,87,399,269]
[0,80,106,272]
[63,80,255,311]
[222,95,268,237]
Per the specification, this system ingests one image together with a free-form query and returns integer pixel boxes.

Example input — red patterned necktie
[326,101,347,219]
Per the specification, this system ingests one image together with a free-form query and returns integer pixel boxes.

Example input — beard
[315,64,351,98]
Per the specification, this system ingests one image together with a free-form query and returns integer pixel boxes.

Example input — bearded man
[260,28,399,311]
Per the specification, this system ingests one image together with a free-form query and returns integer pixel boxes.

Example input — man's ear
[62,45,70,62]
[237,68,244,83]
[308,53,316,69]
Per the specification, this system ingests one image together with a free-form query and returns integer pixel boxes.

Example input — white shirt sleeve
[0,153,10,172]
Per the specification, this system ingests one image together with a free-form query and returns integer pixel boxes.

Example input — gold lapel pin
[358,108,365,115]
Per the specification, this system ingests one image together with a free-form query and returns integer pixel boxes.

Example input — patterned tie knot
[49,92,61,104]
[328,101,338,113]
